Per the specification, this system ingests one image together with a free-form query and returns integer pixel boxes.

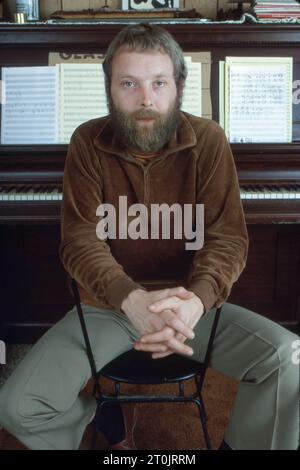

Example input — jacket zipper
[143,165,152,206]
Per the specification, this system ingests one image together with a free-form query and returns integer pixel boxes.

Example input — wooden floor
[0,369,238,450]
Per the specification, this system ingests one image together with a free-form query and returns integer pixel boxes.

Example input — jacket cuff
[187,279,218,314]
[106,276,144,312]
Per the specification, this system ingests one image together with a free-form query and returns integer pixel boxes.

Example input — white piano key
[0,185,299,202]
[240,185,300,200]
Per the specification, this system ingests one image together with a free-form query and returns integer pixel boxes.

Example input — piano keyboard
[240,184,300,200]
[0,186,63,201]
[0,184,300,201]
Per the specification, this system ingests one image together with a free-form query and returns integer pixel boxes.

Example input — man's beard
[108,94,181,154]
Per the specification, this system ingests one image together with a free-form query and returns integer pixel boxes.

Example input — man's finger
[140,326,175,344]
[160,309,195,340]
[148,296,179,312]
[166,336,194,357]
[151,338,193,357]
[143,309,194,341]
[152,350,173,359]
[151,333,188,358]
[174,332,187,343]
[147,314,166,333]
[134,341,168,353]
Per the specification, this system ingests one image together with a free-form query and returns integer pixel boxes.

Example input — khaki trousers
[0,303,298,450]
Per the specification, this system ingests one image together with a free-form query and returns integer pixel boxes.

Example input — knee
[263,331,299,381]
[0,373,48,432]
[244,329,298,385]
[0,385,23,431]
[277,331,299,370]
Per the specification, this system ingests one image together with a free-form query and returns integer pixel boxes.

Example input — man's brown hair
[102,22,187,93]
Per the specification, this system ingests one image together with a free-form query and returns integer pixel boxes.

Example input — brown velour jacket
[59,111,248,314]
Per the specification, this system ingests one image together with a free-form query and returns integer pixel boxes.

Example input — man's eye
[155,81,166,87]
[122,81,135,88]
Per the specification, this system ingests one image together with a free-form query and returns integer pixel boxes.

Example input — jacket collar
[93,111,197,160]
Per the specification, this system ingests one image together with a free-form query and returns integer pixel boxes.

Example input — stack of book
[254,0,300,20]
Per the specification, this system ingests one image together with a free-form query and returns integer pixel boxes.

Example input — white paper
[219,61,225,129]
[1,66,59,144]
[59,63,108,143]
[225,57,293,143]
[182,58,202,117]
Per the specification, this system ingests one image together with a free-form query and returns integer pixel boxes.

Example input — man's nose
[139,85,153,107]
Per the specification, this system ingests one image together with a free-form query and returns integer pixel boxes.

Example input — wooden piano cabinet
[0,225,74,343]
[229,224,300,327]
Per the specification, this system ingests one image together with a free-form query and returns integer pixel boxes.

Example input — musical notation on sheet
[1,66,59,144]
[59,63,108,143]
[222,57,293,143]
[182,57,202,117]
[0,54,212,144]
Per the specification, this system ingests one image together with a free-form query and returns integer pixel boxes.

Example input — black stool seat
[100,349,204,384]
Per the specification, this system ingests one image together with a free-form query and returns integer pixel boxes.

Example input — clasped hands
[121,286,205,359]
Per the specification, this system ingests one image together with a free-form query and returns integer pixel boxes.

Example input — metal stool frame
[71,279,221,450]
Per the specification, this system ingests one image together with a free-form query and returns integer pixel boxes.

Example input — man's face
[108,49,181,153]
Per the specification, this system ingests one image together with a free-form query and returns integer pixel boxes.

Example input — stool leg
[199,395,208,423]
[194,377,208,422]
[91,406,99,450]
[193,399,212,450]
[90,401,106,450]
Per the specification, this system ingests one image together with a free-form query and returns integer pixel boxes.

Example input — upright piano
[0,23,299,342]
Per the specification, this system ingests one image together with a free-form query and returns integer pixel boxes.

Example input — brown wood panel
[0,225,73,342]
[229,225,300,325]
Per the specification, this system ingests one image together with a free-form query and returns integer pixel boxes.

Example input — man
[0,23,298,451]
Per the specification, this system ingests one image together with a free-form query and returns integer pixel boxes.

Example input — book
[254,0,300,19]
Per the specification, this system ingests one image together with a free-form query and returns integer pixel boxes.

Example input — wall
[4,1,243,20]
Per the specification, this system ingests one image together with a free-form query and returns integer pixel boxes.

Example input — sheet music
[0,55,209,145]
[225,57,293,143]
[188,52,212,119]
[59,63,108,143]
[1,66,59,144]
[182,57,202,117]
[219,61,225,129]
[50,50,211,119]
